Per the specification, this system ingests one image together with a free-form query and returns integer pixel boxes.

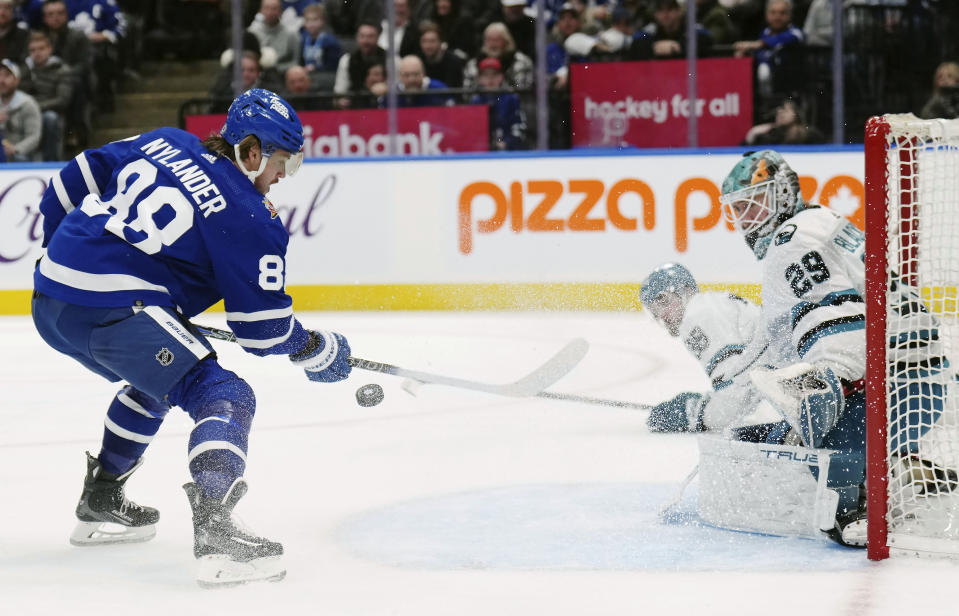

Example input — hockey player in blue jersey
[31,89,349,587]
[720,150,957,546]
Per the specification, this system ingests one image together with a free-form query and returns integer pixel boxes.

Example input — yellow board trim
[922,286,959,316]
[0,290,33,315]
[3,283,764,315]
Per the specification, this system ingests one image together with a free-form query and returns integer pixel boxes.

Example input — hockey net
[865,113,959,559]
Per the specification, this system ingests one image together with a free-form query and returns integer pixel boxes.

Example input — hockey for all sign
[569,58,754,148]
[185,106,490,157]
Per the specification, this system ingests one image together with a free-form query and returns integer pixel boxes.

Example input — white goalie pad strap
[696,435,839,539]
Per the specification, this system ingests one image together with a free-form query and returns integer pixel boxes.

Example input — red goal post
[865,113,959,560]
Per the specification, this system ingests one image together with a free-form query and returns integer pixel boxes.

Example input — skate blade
[70,521,156,546]
[196,555,286,589]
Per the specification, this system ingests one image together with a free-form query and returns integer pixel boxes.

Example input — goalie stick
[400,378,651,410]
[194,324,588,398]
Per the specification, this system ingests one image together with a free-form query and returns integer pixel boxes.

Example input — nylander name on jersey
[34,127,309,356]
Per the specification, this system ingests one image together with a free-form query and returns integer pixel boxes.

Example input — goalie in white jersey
[719,150,957,546]
[639,262,780,437]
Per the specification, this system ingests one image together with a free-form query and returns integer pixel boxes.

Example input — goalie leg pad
[696,435,840,538]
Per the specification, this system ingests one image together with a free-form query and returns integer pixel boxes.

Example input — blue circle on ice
[337,483,867,571]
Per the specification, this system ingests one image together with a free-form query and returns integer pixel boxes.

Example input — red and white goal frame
[865,113,959,560]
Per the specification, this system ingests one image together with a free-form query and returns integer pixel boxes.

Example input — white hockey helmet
[639,262,698,336]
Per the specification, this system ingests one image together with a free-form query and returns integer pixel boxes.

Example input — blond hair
[933,61,959,92]
[482,22,517,56]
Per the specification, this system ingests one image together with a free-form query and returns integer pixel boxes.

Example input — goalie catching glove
[289,330,352,382]
[749,362,844,448]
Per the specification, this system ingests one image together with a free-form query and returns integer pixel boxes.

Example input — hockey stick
[195,324,589,398]
[536,391,652,410]
[400,377,650,410]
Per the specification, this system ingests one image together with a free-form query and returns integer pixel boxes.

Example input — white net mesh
[882,114,959,555]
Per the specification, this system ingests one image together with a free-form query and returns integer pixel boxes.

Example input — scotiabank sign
[185,106,490,156]
[570,58,753,148]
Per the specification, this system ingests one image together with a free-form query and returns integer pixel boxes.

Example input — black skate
[825,485,867,548]
[891,454,959,496]
[183,479,285,588]
[827,509,868,548]
[70,452,159,546]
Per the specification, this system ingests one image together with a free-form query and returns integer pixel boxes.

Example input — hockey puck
[355,383,385,407]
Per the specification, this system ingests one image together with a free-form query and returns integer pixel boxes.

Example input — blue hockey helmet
[719,150,805,259]
[221,88,304,180]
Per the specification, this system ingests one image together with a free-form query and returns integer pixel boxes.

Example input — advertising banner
[570,58,754,148]
[185,105,490,157]
[0,149,865,311]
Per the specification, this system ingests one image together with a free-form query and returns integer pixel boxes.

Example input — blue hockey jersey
[35,127,310,357]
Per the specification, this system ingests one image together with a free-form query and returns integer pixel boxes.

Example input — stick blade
[504,337,589,397]
[396,338,589,398]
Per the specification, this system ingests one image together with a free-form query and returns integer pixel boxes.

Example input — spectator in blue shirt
[67,0,126,111]
[733,0,804,104]
[300,3,341,90]
[396,54,454,107]
[469,56,527,150]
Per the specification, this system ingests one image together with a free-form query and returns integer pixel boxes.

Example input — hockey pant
[32,294,255,499]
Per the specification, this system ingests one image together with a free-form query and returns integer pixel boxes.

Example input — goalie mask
[221,88,305,182]
[719,150,805,259]
[639,262,698,337]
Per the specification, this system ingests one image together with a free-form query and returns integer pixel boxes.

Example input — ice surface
[1,311,957,615]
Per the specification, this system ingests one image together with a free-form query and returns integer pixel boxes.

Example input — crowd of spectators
[0,0,956,157]
[0,0,125,161]
[196,0,953,151]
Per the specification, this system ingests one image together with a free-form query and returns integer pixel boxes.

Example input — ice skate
[824,484,867,548]
[184,479,285,588]
[891,454,959,497]
[70,452,159,546]
[827,509,868,548]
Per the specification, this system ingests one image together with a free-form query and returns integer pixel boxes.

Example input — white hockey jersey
[678,292,780,430]
[759,206,866,382]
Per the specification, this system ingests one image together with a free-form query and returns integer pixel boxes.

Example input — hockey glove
[289,330,352,382]
[647,392,705,433]
[749,362,844,448]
